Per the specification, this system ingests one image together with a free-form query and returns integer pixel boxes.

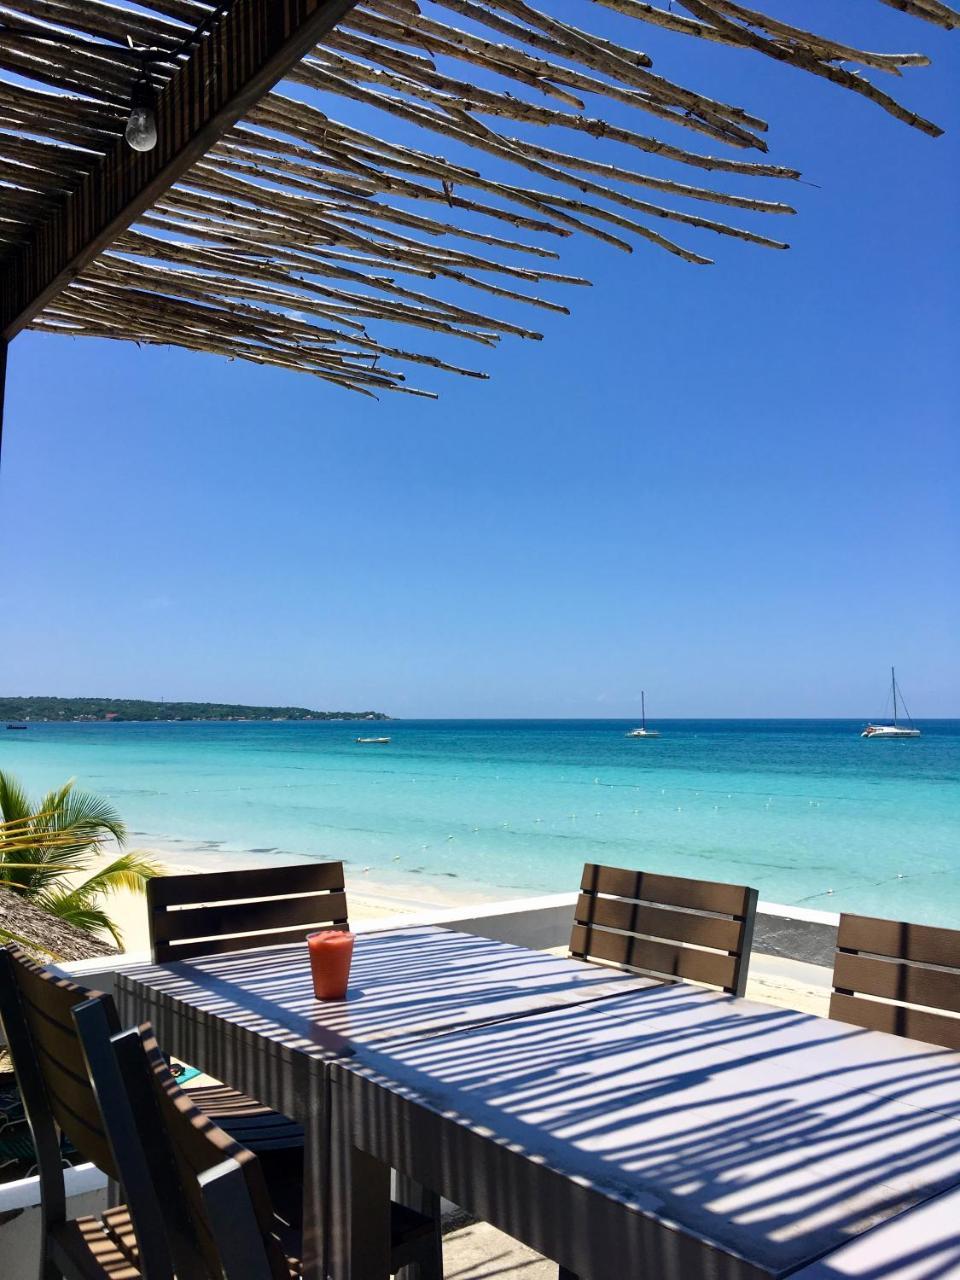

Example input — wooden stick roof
[0,886,119,960]
[1,0,956,397]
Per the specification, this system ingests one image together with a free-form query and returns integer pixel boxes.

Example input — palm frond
[40,780,126,848]
[37,894,124,947]
[70,851,162,900]
[0,923,48,952]
[0,773,146,945]
[0,772,33,825]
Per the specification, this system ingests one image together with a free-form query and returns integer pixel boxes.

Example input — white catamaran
[862,668,920,739]
[626,691,660,739]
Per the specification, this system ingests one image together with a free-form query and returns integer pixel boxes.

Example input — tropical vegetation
[0,772,159,947]
[1,696,388,721]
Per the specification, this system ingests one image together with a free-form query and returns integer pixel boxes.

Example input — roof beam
[0,0,360,341]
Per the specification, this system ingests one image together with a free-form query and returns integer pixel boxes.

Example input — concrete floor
[442,1218,557,1280]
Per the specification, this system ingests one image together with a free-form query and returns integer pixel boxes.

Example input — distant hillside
[1,697,388,723]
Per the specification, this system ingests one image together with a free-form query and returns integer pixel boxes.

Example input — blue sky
[2,4,958,718]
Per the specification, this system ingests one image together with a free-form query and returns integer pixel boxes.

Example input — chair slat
[149,861,344,908]
[160,922,349,961]
[153,890,349,944]
[837,913,960,969]
[829,992,960,1051]
[148,861,347,962]
[579,863,752,916]
[573,892,742,951]
[570,923,738,990]
[833,952,960,1015]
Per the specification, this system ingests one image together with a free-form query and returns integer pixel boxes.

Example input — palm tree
[0,771,160,947]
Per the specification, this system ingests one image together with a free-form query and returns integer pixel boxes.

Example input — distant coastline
[1,696,389,723]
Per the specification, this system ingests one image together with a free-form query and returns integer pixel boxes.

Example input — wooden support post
[0,338,7,468]
[0,0,359,343]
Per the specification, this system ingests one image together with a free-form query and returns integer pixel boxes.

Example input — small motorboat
[356,736,391,744]
[6,722,28,730]
[862,668,921,738]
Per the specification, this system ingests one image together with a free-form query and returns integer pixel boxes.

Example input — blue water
[3,720,959,924]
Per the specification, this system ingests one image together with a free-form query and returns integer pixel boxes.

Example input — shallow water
[3,719,958,924]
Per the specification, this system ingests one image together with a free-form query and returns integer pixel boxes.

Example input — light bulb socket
[130,77,155,113]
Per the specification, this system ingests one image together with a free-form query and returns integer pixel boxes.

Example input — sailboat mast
[642,691,646,731]
[891,666,897,726]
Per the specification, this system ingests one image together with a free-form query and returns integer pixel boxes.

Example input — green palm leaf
[0,771,158,947]
[69,850,160,899]
[0,773,33,825]
[36,895,122,946]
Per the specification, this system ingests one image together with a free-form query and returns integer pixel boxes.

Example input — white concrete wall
[0,1167,107,1280]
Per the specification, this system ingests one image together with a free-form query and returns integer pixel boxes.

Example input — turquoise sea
[3,719,959,924]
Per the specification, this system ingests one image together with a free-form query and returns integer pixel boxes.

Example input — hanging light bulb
[125,78,157,152]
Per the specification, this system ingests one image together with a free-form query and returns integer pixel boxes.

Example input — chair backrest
[830,912,960,1049]
[0,945,120,1202]
[147,860,348,962]
[73,1001,287,1280]
[570,864,758,996]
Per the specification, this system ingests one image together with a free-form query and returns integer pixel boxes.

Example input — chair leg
[40,1256,62,1280]
[39,1237,63,1280]
[393,1175,442,1280]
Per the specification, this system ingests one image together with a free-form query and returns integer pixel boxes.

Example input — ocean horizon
[4,717,959,925]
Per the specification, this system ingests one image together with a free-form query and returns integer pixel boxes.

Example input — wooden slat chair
[0,945,169,1280]
[71,1000,440,1280]
[570,863,759,998]
[830,912,960,1050]
[146,862,351,1165]
[0,946,302,1251]
[147,861,349,962]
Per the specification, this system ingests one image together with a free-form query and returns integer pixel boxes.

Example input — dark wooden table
[330,979,960,1280]
[115,924,657,1278]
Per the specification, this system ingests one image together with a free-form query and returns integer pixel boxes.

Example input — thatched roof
[0,887,119,962]
[1,0,956,396]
